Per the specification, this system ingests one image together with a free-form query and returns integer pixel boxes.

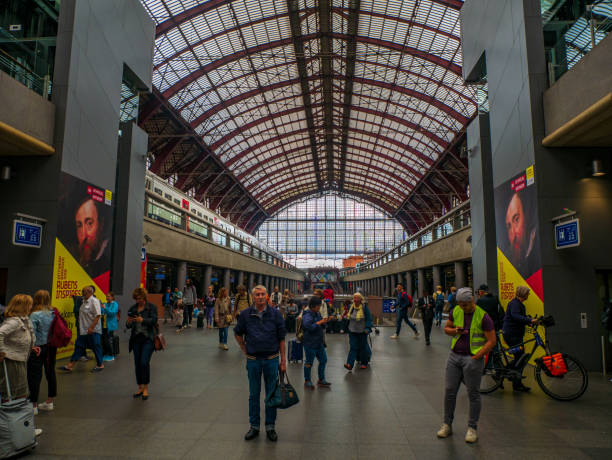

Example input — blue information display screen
[13,220,42,248]
[382,298,397,314]
[555,219,580,249]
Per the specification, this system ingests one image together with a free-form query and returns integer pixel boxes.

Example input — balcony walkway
[32,323,611,459]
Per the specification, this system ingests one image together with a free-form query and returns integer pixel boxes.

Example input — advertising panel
[494,165,544,356]
[52,172,114,358]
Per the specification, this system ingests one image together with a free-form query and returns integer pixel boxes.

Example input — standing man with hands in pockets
[234,285,287,443]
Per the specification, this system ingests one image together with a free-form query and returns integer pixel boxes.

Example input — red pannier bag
[542,352,568,376]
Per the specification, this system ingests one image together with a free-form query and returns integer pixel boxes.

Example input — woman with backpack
[27,290,57,413]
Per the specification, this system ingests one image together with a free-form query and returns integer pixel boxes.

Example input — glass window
[212,229,226,246]
[230,238,241,251]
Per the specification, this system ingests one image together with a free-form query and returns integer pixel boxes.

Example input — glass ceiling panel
[141,0,472,224]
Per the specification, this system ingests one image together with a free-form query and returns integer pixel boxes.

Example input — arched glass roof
[140,0,476,232]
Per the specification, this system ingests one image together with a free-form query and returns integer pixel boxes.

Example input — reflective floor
[31,322,612,459]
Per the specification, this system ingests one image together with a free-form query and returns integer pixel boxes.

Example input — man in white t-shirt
[61,285,104,372]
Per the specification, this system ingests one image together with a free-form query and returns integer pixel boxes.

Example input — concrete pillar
[257,274,263,286]
[177,261,187,290]
[389,275,395,296]
[203,265,212,293]
[223,268,231,292]
[432,265,441,291]
[248,272,255,291]
[454,261,467,289]
[405,272,413,297]
[417,269,425,298]
[237,271,244,288]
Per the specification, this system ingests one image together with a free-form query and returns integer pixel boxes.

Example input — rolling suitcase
[196,312,204,329]
[112,335,120,355]
[0,361,37,457]
[288,338,303,363]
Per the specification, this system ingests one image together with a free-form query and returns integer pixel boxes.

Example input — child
[174,300,185,333]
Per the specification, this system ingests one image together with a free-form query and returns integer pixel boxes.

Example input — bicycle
[480,315,588,401]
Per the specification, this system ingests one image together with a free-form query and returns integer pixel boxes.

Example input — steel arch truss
[140,0,474,233]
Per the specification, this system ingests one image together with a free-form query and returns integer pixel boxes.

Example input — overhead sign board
[555,218,580,249]
[12,220,42,248]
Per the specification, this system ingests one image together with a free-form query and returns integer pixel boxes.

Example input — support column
[223,268,231,292]
[257,274,263,286]
[248,272,255,291]
[432,265,441,290]
[237,271,245,288]
[203,265,212,293]
[454,261,467,289]
[405,272,413,297]
[177,262,187,291]
[417,269,425,298]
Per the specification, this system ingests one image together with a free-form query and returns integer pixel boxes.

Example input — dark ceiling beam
[287,0,323,189]
[245,210,265,234]
[319,0,334,185]
[149,137,183,175]
[194,171,224,202]
[174,151,211,190]
[338,0,360,191]
[209,182,238,211]
[153,0,463,39]
[138,98,163,125]
[161,33,461,100]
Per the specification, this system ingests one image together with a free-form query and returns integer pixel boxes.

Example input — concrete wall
[543,33,612,135]
[143,219,304,282]
[343,227,471,282]
[461,0,612,370]
[0,0,154,301]
[0,71,55,147]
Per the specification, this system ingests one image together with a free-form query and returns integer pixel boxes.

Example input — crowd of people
[0,278,567,447]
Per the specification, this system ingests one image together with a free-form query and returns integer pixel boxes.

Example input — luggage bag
[112,335,120,355]
[288,338,303,363]
[0,361,37,458]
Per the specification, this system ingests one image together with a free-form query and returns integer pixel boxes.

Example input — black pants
[423,317,434,343]
[182,304,194,326]
[27,345,57,403]
[133,335,154,385]
[504,334,525,385]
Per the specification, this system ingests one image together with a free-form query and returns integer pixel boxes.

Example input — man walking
[390,284,419,339]
[61,285,104,372]
[181,279,197,328]
[234,285,287,442]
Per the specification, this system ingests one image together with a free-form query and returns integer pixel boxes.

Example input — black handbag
[265,371,299,409]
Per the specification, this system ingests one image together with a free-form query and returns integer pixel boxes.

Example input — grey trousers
[444,351,484,429]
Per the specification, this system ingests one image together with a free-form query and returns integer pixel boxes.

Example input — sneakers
[304,380,314,389]
[390,334,399,339]
[437,423,452,438]
[38,401,54,411]
[223,344,229,350]
[413,332,420,339]
[79,356,89,362]
[465,427,478,443]
[344,363,353,371]
[35,428,43,437]
[317,380,331,387]
[103,355,115,362]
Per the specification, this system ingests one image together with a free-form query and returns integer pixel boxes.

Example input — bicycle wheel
[535,353,588,401]
[480,352,504,394]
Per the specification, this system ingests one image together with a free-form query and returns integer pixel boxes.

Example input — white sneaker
[390,334,399,339]
[33,406,38,415]
[38,401,54,411]
[413,332,420,339]
[465,427,478,443]
[437,423,452,438]
[35,428,43,437]
[223,344,229,350]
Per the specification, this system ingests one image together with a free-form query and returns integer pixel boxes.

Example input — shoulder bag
[265,371,299,409]
[153,323,166,351]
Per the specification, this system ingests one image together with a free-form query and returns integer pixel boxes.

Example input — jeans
[182,304,194,326]
[304,346,327,382]
[444,352,484,429]
[347,332,370,367]
[71,333,103,366]
[133,335,155,385]
[218,327,228,344]
[396,308,418,335]
[423,317,433,343]
[434,307,443,325]
[27,345,57,403]
[246,357,279,430]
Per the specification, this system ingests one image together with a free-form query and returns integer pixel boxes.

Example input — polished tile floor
[30,321,611,459]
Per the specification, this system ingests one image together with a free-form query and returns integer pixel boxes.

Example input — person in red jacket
[323,286,334,305]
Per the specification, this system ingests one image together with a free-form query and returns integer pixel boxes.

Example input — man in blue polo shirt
[235,285,287,442]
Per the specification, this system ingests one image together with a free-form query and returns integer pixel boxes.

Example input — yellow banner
[497,247,545,361]
[51,239,106,359]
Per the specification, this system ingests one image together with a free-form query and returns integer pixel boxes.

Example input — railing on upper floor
[339,201,471,277]
[0,47,52,99]
[144,191,304,275]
